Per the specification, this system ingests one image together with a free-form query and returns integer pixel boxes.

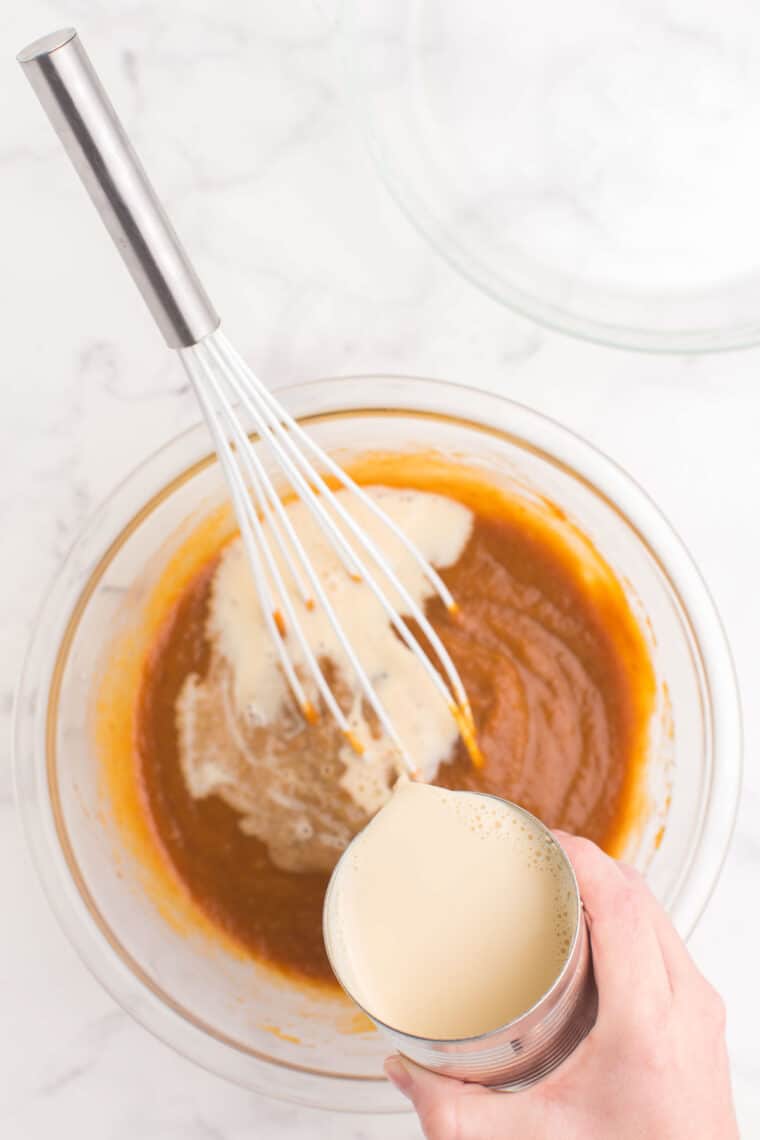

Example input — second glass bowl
[343,0,760,351]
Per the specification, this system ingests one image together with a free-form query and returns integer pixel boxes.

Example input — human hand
[385,834,738,1140]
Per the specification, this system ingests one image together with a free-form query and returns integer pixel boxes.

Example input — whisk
[19,28,480,775]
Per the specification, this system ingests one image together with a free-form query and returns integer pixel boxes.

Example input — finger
[385,1056,494,1140]
[617,863,700,994]
[555,834,671,1029]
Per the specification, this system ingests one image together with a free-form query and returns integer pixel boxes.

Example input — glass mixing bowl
[14,375,741,1112]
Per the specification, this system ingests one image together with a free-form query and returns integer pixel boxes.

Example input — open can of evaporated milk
[324,795,598,1091]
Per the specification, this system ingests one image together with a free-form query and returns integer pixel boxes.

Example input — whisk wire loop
[204,333,476,730]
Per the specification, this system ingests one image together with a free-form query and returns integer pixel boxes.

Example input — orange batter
[130,459,654,989]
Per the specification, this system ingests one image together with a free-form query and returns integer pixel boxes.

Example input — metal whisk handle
[18,28,219,349]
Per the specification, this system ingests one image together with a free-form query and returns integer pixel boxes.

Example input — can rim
[322,790,585,1047]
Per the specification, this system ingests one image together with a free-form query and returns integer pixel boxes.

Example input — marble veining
[2,1,759,1136]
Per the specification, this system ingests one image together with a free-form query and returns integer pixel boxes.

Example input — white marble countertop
[2,1,758,1135]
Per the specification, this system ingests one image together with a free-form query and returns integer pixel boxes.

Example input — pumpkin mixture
[133,460,654,988]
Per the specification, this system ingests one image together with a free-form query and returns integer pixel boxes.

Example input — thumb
[384,1056,489,1139]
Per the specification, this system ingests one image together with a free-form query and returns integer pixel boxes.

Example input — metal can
[324,796,597,1090]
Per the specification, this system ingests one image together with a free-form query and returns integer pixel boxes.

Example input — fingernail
[384,1056,413,1097]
